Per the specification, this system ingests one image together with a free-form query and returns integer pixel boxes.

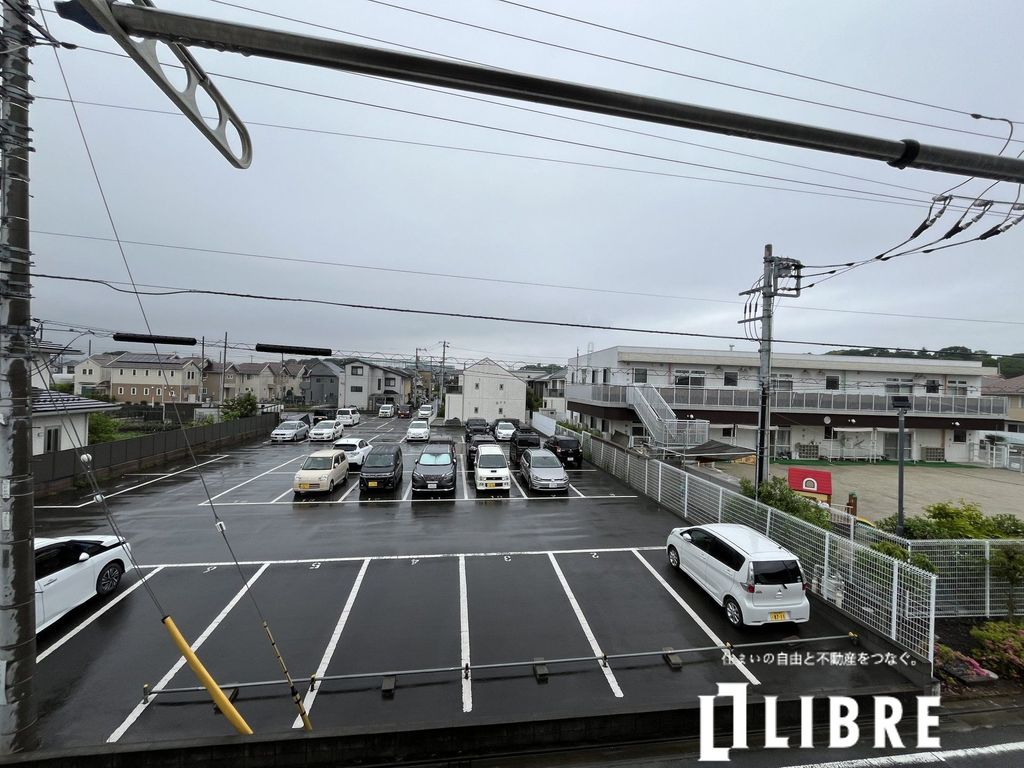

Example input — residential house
[530,367,567,419]
[106,353,206,405]
[268,361,305,402]
[73,353,118,397]
[32,388,120,456]
[567,345,1003,462]
[31,340,81,390]
[445,359,527,424]
[982,374,1024,432]
[304,359,346,407]
[201,361,239,404]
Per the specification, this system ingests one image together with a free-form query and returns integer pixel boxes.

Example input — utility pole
[0,1,38,753]
[439,340,448,403]
[220,332,227,406]
[739,245,802,498]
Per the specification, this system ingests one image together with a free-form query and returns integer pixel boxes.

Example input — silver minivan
[665,523,810,628]
[336,407,361,426]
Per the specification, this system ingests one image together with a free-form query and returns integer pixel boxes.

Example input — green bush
[876,499,1024,540]
[88,412,120,444]
[739,476,830,531]
[970,621,1024,680]
[990,544,1024,621]
[557,420,600,438]
[869,541,937,574]
[221,392,258,421]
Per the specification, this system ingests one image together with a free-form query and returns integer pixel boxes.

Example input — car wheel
[667,545,680,569]
[724,597,745,629]
[96,561,124,596]
[343,470,349,484]
[328,480,335,493]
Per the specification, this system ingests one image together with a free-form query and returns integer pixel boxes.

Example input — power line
[361,0,1024,146]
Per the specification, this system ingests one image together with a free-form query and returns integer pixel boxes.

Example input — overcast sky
[27,0,1024,369]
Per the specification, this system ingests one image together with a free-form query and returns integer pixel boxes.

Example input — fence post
[717,486,723,523]
[889,561,900,641]
[644,459,648,497]
[984,541,991,618]
[927,575,937,663]
[626,453,630,481]
[657,461,662,505]
[766,508,772,538]
[683,472,688,517]
[823,531,831,585]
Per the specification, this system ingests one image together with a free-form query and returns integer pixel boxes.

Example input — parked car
[411,441,457,494]
[397,404,413,418]
[474,444,511,493]
[378,404,395,418]
[293,449,349,496]
[333,437,372,468]
[519,448,569,493]
[406,419,431,442]
[336,407,361,426]
[464,417,489,440]
[308,419,344,441]
[508,428,542,466]
[489,418,521,434]
[543,434,582,467]
[271,420,309,442]
[466,433,497,470]
[418,404,433,419]
[34,535,133,632]
[493,421,516,441]
[665,523,810,629]
[359,444,403,492]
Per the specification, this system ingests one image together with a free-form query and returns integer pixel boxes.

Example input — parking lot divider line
[338,477,361,502]
[294,558,371,728]
[402,479,414,501]
[107,563,271,743]
[461,460,470,500]
[509,469,527,498]
[39,566,167,664]
[631,550,760,686]
[203,456,307,505]
[459,555,472,713]
[546,553,623,698]
[271,488,294,503]
[779,741,1024,768]
[569,484,586,498]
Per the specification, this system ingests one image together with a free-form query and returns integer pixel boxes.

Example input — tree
[51,382,73,394]
[526,388,542,412]
[990,544,1024,622]
[221,392,258,421]
[738,476,831,530]
[88,412,120,443]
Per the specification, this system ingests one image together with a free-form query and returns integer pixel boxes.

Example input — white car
[293,449,349,495]
[34,535,133,632]
[493,421,516,441]
[308,419,344,441]
[406,419,431,441]
[665,523,810,628]
[474,444,511,492]
[333,437,372,468]
[417,404,433,419]
[336,407,361,426]
[271,420,309,442]
[378,404,395,418]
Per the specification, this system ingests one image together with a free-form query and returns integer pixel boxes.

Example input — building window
[385,377,395,387]
[144,369,149,376]
[925,379,940,394]
[825,375,840,390]
[674,370,706,387]
[170,371,175,378]
[953,429,967,443]
[824,426,837,440]
[130,387,137,396]
[1008,423,1021,433]
[117,386,124,395]
[947,379,968,396]
[885,377,913,394]
[633,368,648,384]
[119,369,124,375]
[498,407,503,415]
[770,373,793,391]
[722,427,734,438]
[474,382,479,390]
[44,426,61,453]
[723,372,738,387]
[201,388,207,396]
[351,366,363,375]
[132,369,137,376]
[156,388,162,396]
[168,390,175,398]
[143,388,150,395]
[498,383,504,391]
[602,418,609,432]
[187,370,196,380]
[351,385,363,392]
[377,378,382,391]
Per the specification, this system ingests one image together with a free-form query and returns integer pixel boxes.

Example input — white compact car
[493,421,516,441]
[665,523,810,628]
[336,407,361,426]
[271,420,309,442]
[333,437,372,468]
[308,419,344,441]
[474,444,511,492]
[34,535,133,632]
[293,449,349,495]
[378,404,395,418]
[406,419,431,441]
[417,404,433,419]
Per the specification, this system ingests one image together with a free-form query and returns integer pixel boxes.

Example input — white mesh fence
[557,426,937,660]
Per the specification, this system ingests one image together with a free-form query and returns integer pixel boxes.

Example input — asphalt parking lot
[33,415,923,750]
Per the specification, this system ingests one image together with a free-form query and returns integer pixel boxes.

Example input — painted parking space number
[309,562,321,569]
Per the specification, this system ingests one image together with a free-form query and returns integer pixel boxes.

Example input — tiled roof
[235,363,269,374]
[32,388,121,414]
[982,375,1024,395]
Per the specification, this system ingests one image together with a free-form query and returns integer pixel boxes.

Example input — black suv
[543,435,582,467]
[464,417,489,440]
[411,441,458,495]
[466,433,497,470]
[508,427,542,466]
[397,404,413,418]
[359,444,403,492]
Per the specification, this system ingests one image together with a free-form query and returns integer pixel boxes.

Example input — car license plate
[769,611,789,622]
[298,483,310,490]
[486,482,496,488]
[428,483,437,490]
[368,481,378,488]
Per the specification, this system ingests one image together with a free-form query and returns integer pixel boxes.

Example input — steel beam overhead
[61,1,1024,182]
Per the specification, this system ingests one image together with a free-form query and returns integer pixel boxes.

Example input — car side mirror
[681,532,692,542]
[78,551,90,562]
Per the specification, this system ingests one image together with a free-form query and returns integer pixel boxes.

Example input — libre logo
[698,683,940,762]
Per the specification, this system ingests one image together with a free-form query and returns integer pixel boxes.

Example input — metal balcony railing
[625,383,708,448]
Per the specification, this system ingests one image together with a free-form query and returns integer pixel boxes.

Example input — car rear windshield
[363,452,396,468]
[279,422,301,429]
[477,453,507,469]
[753,560,803,585]
[555,437,580,448]
[301,456,333,470]
[335,443,357,451]
[531,455,561,468]
[418,452,452,466]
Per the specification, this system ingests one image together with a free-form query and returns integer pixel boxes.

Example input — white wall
[452,362,526,423]
[33,412,90,456]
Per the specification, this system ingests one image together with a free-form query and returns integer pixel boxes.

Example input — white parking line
[631,550,760,686]
[294,558,370,727]
[338,477,361,501]
[547,553,623,698]
[460,460,470,500]
[778,742,1024,768]
[509,470,527,498]
[402,480,413,501]
[459,555,472,713]
[36,455,229,509]
[39,567,166,663]
[271,487,294,503]
[201,455,306,505]
[107,563,270,742]
[569,484,585,498]
[201,493,638,506]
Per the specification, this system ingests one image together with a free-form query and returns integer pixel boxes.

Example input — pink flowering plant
[970,621,1024,681]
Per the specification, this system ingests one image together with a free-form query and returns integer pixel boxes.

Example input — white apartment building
[567,346,1004,463]
[446,359,527,424]
[304,358,413,410]
[530,368,567,419]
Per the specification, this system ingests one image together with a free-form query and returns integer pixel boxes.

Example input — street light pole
[891,395,911,537]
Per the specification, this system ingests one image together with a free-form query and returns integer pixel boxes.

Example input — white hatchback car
[406,419,431,441]
[333,437,372,468]
[308,419,344,441]
[665,523,810,628]
[336,407,361,426]
[474,444,511,492]
[493,421,516,441]
[34,535,133,632]
[378,404,395,418]
[293,449,349,495]
[418,404,433,419]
